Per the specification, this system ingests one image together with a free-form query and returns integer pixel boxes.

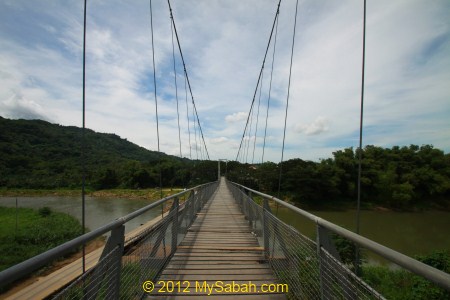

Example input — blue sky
[1,0,449,162]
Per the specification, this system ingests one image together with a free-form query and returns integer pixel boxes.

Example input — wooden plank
[189,225,250,229]
[153,280,280,289]
[181,240,259,243]
[148,289,285,297]
[175,249,264,253]
[164,264,270,270]
[180,240,259,244]
[160,269,273,275]
[187,230,253,233]
[179,244,260,248]
[181,239,257,243]
[167,260,264,265]
[177,246,264,251]
[158,274,277,281]
[193,212,243,217]
[147,294,286,300]
[172,253,263,258]
[179,245,260,249]
[171,258,264,261]
[184,234,254,238]
[150,179,286,299]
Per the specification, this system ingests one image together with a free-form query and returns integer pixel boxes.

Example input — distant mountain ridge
[0,116,211,189]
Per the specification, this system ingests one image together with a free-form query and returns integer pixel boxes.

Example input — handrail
[0,181,217,288]
[230,181,450,291]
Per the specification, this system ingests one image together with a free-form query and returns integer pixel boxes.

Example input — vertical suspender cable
[192,101,199,160]
[245,101,255,163]
[149,0,163,199]
[277,0,299,198]
[262,16,279,164]
[81,0,87,274]
[355,0,367,276]
[184,76,192,159]
[252,70,264,164]
[171,19,182,158]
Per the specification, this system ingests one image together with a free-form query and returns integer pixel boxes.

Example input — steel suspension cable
[355,0,367,276]
[252,69,264,164]
[184,76,192,159]
[170,19,182,158]
[235,0,281,161]
[149,0,162,198]
[261,16,279,164]
[198,123,204,160]
[167,0,210,160]
[192,100,199,160]
[277,0,299,198]
[245,97,255,163]
[81,0,87,274]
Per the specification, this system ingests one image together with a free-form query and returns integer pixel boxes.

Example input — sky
[1,0,449,163]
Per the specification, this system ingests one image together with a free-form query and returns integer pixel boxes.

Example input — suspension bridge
[1,0,450,299]
[1,176,449,299]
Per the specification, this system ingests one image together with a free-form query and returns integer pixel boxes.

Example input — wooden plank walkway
[147,179,286,299]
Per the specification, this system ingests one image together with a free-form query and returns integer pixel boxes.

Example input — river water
[1,196,449,264]
[0,196,161,235]
[275,206,450,264]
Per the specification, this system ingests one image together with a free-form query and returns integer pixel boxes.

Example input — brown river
[1,196,449,264]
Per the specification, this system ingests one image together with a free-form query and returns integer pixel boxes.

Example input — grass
[362,264,450,299]
[0,206,84,272]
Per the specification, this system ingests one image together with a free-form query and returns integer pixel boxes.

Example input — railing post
[317,224,332,300]
[188,192,195,227]
[263,198,270,258]
[317,225,357,300]
[195,189,201,213]
[172,197,179,255]
[86,224,125,299]
[247,192,253,227]
[245,191,252,219]
[110,226,124,299]
[198,188,204,209]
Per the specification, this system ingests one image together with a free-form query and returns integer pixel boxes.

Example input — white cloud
[225,112,247,123]
[0,0,449,163]
[295,117,330,136]
[210,137,228,144]
[0,93,50,120]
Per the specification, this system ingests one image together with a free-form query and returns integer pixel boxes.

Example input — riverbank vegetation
[0,187,185,200]
[1,117,449,210]
[332,236,450,299]
[0,206,84,272]
[227,144,450,211]
[362,251,450,299]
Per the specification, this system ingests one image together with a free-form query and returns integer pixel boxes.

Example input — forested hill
[0,117,217,189]
[1,116,449,210]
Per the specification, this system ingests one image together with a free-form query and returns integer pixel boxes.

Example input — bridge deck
[148,179,286,299]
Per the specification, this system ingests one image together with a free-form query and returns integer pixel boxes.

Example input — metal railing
[0,181,218,299]
[228,180,450,300]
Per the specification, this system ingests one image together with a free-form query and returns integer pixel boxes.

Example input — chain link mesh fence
[228,182,385,300]
[52,245,122,300]
[49,183,217,300]
[121,201,179,299]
